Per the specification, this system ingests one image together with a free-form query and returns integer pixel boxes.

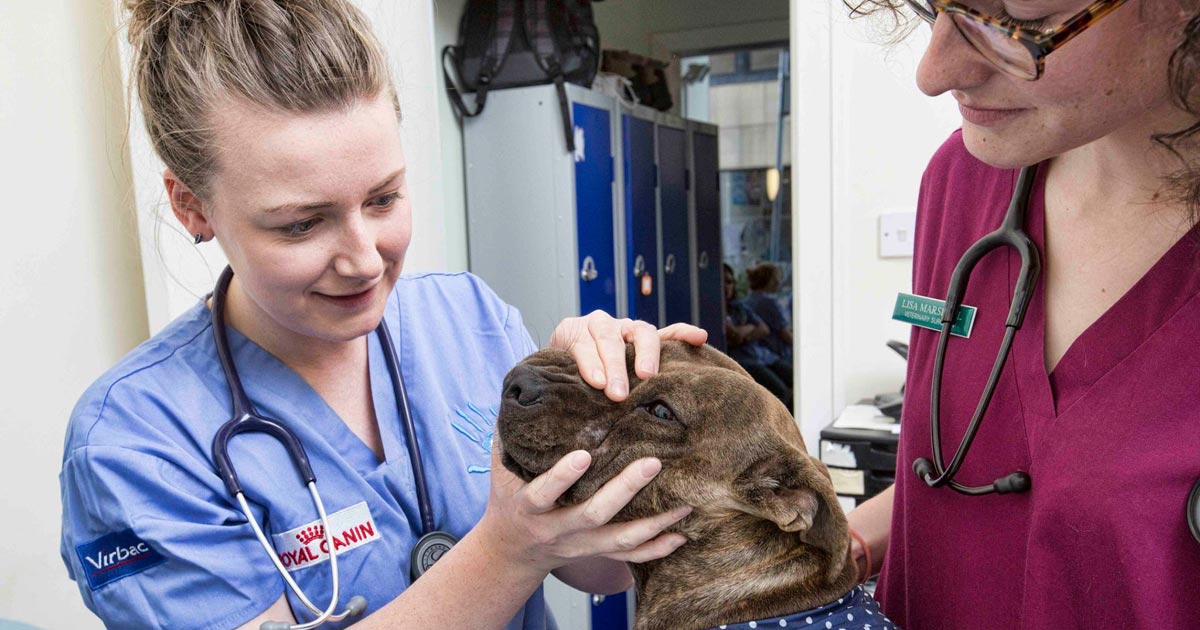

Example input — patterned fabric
[713,586,896,630]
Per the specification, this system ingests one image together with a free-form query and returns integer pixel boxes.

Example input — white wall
[0,1,147,627]
[122,0,456,332]
[792,0,962,450]
[433,0,470,272]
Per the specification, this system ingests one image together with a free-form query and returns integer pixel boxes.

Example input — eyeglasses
[904,0,1129,79]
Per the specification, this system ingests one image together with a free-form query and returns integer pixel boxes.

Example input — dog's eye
[646,402,678,423]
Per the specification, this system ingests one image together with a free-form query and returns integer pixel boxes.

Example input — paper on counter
[833,404,901,434]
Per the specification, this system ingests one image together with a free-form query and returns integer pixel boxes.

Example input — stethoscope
[909,165,1200,545]
[209,266,459,630]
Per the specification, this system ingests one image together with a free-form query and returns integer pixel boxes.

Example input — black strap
[553,72,574,153]
[524,0,574,152]
[442,45,489,118]
[442,0,518,119]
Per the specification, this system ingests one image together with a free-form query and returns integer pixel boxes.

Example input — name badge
[892,292,977,338]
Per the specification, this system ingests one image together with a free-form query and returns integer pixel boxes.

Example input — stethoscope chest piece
[409,530,459,582]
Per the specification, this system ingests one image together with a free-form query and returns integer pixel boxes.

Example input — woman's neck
[1050,101,1198,225]
[217,276,366,374]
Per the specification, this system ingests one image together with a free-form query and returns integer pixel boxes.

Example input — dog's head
[496,341,848,579]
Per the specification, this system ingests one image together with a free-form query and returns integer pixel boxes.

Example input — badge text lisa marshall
[899,298,944,317]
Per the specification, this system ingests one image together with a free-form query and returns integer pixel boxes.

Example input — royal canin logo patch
[270,501,380,572]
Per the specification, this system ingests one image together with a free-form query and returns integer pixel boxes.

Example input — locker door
[623,114,659,326]
[657,125,692,326]
[574,102,617,317]
[691,131,725,351]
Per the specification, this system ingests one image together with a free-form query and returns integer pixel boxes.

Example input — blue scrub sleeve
[61,445,284,630]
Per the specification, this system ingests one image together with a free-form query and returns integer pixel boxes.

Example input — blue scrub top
[60,272,556,630]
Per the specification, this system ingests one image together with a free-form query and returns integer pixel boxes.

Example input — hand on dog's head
[496,341,848,584]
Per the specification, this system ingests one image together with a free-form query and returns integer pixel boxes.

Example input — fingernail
[639,458,662,478]
[569,451,591,472]
[673,506,693,518]
[612,380,628,398]
[671,534,689,548]
[638,359,657,375]
[592,369,607,386]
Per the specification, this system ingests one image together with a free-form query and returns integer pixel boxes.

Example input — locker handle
[698,251,709,270]
[633,254,646,278]
[580,256,598,282]
[665,254,677,275]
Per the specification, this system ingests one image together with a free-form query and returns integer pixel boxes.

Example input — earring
[194,233,204,245]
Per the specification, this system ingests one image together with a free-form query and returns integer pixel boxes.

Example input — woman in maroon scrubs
[844,0,1200,626]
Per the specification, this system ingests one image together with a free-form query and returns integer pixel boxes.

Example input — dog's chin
[499,447,612,507]
[499,448,545,483]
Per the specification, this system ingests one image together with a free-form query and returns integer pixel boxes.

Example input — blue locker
[623,113,659,327]
[464,84,622,346]
[691,127,725,351]
[574,102,618,317]
[657,124,692,326]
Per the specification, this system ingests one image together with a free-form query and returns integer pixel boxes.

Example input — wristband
[848,527,872,584]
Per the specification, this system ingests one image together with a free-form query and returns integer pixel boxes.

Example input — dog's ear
[733,446,850,584]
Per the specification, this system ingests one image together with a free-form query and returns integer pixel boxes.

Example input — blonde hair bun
[122,0,396,196]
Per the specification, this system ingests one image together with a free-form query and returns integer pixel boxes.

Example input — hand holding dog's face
[497,342,848,574]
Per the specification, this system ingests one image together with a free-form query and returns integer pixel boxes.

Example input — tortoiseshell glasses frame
[904,0,1130,79]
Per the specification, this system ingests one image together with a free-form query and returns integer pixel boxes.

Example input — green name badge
[892,292,977,338]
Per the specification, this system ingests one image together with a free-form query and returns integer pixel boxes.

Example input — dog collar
[711,585,895,630]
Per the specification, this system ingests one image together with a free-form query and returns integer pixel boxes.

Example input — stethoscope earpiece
[993,471,1031,495]
[913,457,935,483]
[344,596,368,616]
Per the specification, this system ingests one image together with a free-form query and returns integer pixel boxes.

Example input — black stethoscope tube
[211,266,318,498]
[209,265,438,537]
[375,320,435,535]
[913,164,1041,496]
[1190,479,1200,545]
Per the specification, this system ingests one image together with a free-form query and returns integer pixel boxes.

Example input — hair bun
[123,0,218,46]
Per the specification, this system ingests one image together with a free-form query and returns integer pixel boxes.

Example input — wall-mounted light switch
[879,211,916,258]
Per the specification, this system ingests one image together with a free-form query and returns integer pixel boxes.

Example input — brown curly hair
[747,263,783,291]
[843,0,1200,222]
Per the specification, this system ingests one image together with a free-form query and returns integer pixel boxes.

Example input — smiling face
[200,94,411,348]
[496,342,842,538]
[916,0,1194,168]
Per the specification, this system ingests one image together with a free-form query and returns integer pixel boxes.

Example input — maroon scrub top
[876,131,1200,628]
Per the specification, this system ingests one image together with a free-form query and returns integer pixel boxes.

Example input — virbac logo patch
[75,529,166,590]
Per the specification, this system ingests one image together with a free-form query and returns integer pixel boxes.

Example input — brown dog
[496,342,871,630]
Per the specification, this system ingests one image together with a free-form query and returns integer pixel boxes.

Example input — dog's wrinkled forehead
[522,341,754,388]
[658,341,753,378]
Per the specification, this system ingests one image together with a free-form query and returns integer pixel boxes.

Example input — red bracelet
[848,527,872,584]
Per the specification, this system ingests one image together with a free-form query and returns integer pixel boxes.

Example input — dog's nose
[503,365,546,406]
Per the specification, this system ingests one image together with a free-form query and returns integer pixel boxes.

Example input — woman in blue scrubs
[58,1,703,628]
